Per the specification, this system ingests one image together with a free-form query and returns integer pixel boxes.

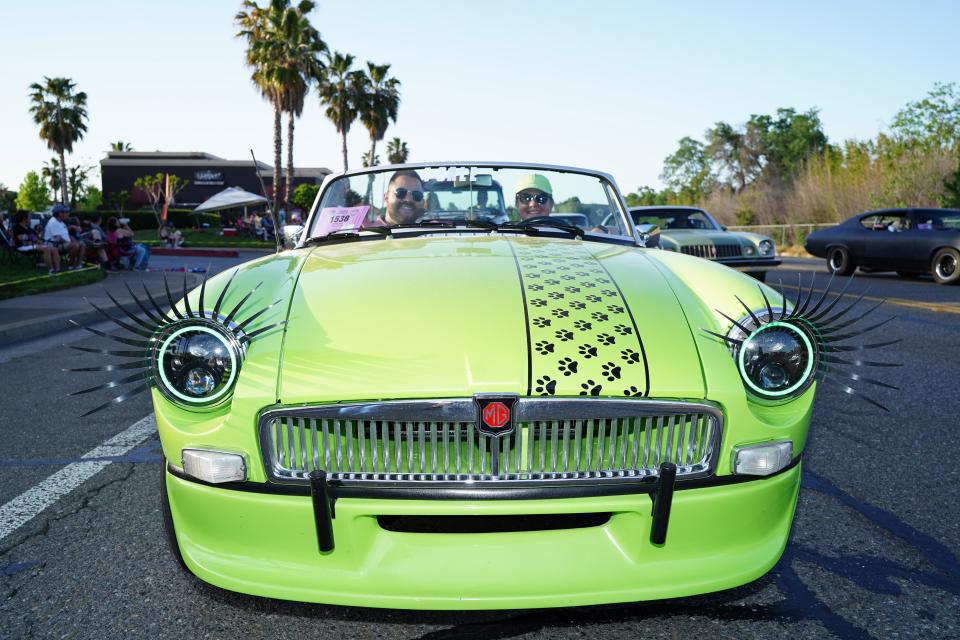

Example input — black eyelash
[66,268,285,417]
[703,273,900,411]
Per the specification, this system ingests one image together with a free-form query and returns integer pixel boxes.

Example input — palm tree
[359,62,400,168]
[318,51,366,172]
[42,158,62,196]
[386,137,409,164]
[110,141,133,151]
[236,0,286,212]
[28,77,88,205]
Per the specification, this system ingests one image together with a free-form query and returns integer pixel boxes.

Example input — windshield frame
[300,161,638,247]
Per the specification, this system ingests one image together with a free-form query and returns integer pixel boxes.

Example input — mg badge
[474,395,518,438]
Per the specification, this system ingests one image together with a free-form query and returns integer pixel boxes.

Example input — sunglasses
[393,188,424,202]
[517,192,551,205]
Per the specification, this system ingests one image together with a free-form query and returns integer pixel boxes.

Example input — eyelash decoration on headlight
[703,273,901,411]
[66,269,285,417]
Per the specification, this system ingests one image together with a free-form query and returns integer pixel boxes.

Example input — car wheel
[160,457,191,575]
[931,248,960,285]
[827,246,855,276]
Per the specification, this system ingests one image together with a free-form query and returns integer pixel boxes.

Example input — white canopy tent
[192,187,269,213]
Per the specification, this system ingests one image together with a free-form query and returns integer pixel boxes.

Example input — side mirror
[635,223,660,248]
[282,224,304,249]
[721,225,728,231]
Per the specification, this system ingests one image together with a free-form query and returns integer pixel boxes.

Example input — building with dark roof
[100,151,331,209]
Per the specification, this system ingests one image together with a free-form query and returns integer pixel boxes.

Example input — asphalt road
[1,255,958,639]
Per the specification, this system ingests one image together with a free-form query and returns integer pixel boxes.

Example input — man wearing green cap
[514,173,554,220]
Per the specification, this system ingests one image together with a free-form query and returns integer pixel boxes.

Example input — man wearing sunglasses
[514,173,554,220]
[380,170,426,225]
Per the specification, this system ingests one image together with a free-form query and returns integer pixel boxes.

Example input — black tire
[160,457,192,575]
[931,248,960,285]
[826,246,855,276]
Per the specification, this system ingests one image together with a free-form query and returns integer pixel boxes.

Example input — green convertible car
[73,162,893,609]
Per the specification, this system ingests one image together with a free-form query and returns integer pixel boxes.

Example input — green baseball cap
[514,173,553,197]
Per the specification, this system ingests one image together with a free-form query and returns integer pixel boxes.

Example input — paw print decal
[585,294,602,303]
[614,324,632,336]
[564,286,581,293]
[578,344,599,359]
[547,292,565,300]
[551,308,570,318]
[535,340,555,354]
[545,278,561,285]
[561,274,576,281]
[531,298,547,307]
[569,300,587,310]
[623,386,642,397]
[555,329,574,342]
[535,376,557,396]
[620,348,640,364]
[542,268,556,274]
[601,289,617,297]
[579,380,602,396]
[527,283,544,292]
[597,333,615,345]
[532,317,552,328]
[557,357,579,376]
[607,304,625,315]
[580,281,597,289]
[575,271,591,277]
[591,311,609,322]
[573,319,593,331]
[601,362,622,381]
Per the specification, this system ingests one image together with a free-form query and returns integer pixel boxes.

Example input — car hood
[278,235,706,403]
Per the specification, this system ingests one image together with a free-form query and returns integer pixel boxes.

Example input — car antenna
[250,149,283,253]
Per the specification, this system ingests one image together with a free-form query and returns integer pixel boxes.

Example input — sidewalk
[0,249,268,347]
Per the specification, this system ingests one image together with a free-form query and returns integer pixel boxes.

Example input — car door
[863,212,913,269]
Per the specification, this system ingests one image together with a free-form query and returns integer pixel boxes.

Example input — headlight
[759,239,775,256]
[152,320,245,407]
[737,321,816,399]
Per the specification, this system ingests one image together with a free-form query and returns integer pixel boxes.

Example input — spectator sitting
[43,204,83,269]
[80,214,110,268]
[159,221,183,248]
[12,211,61,274]
[106,217,150,270]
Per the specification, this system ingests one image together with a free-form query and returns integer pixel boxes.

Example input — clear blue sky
[2,0,958,195]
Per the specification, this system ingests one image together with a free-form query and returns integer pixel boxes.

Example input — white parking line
[0,415,156,541]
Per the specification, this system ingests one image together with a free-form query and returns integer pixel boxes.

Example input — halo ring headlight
[151,318,246,407]
[736,321,816,399]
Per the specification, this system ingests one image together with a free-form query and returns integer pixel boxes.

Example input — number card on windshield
[315,205,370,236]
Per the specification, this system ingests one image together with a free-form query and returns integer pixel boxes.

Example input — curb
[0,276,198,349]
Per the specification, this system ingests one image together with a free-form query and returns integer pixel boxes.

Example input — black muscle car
[805,208,960,285]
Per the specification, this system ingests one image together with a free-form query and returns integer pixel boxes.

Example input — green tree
[134,173,189,229]
[28,77,88,205]
[318,51,366,171]
[106,189,129,214]
[78,186,103,212]
[292,182,319,210]
[110,141,133,151]
[359,62,401,168]
[15,171,51,211]
[891,82,960,149]
[0,184,16,214]
[66,164,93,207]
[941,151,960,208]
[361,151,380,167]
[661,137,714,201]
[42,157,62,196]
[386,137,409,164]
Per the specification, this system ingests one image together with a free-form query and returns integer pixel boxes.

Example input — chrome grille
[680,244,742,259]
[259,399,721,487]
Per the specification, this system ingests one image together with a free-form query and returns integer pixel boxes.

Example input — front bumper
[164,462,801,609]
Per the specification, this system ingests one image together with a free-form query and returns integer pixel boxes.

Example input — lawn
[137,229,274,249]
[0,260,104,300]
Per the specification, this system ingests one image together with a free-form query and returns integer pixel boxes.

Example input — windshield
[308,165,632,240]
[631,208,721,231]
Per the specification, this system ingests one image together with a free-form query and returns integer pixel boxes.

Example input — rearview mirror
[635,223,660,248]
[282,224,304,249]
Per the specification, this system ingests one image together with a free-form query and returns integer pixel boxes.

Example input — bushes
[77,209,221,230]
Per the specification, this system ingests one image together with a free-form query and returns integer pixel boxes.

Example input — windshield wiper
[498,217,585,238]
[302,226,391,246]
[392,219,499,231]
